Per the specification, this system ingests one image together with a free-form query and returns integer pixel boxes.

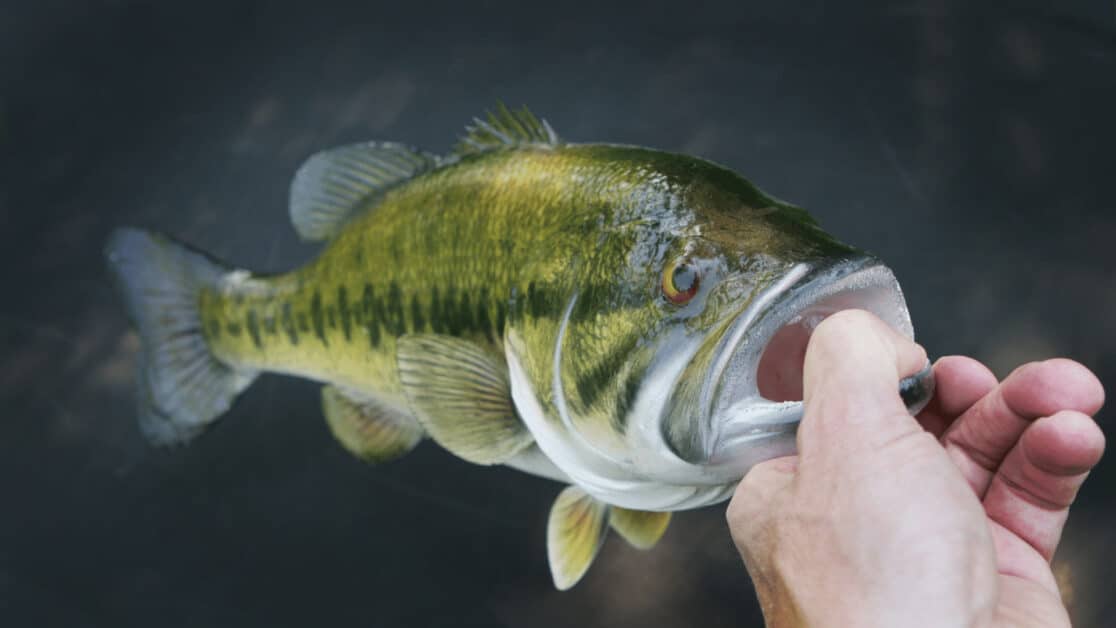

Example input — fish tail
[105,228,258,445]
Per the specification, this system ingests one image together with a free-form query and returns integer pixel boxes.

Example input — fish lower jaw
[702,399,802,477]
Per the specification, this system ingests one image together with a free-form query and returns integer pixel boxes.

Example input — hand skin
[726,310,1105,628]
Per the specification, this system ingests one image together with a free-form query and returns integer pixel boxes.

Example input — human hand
[726,310,1105,627]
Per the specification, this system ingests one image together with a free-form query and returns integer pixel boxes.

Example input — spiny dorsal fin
[454,103,559,156]
[608,507,672,550]
[289,142,437,241]
[397,334,534,465]
[321,385,424,463]
[547,486,609,590]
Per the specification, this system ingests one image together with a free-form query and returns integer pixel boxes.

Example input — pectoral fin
[321,385,423,463]
[608,507,672,550]
[547,486,609,590]
[396,334,533,465]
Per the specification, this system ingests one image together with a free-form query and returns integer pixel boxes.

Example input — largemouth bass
[106,105,933,589]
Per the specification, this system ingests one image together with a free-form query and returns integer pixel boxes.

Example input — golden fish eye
[662,261,700,305]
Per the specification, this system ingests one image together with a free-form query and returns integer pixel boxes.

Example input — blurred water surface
[1,0,1114,626]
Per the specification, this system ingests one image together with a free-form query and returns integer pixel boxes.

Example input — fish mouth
[700,256,923,473]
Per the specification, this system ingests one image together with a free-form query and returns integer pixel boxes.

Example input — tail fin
[105,228,258,445]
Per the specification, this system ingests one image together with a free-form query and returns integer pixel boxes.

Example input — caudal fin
[105,228,257,445]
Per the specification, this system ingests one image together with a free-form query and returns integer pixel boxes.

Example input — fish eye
[661,260,700,305]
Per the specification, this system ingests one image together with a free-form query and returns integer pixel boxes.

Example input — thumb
[798,309,928,457]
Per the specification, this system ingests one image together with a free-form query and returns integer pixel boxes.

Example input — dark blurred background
[1,0,1114,626]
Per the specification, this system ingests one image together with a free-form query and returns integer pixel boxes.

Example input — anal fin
[322,385,423,463]
[397,334,533,465]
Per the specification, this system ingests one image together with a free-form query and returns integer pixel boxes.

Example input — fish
[105,105,934,589]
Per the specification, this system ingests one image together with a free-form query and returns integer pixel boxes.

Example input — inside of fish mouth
[754,289,892,403]
[754,309,823,403]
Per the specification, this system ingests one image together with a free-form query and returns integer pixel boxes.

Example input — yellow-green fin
[321,385,423,463]
[454,103,559,157]
[396,334,533,465]
[289,142,437,241]
[547,486,608,590]
[608,507,672,550]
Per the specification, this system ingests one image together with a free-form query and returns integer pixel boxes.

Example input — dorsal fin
[289,142,437,241]
[454,103,559,157]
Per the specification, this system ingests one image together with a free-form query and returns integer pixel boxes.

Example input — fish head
[654,250,914,480]
[550,150,917,494]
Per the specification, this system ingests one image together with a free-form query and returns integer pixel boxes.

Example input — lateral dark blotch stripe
[410,294,425,333]
[442,286,458,334]
[226,320,242,336]
[281,302,299,344]
[495,300,507,333]
[362,283,381,347]
[459,291,475,333]
[246,309,263,349]
[429,286,445,333]
[297,312,310,333]
[508,281,566,324]
[387,280,405,336]
[263,313,277,335]
[476,298,493,341]
[338,285,352,341]
[530,280,549,315]
[526,281,537,317]
[311,291,328,345]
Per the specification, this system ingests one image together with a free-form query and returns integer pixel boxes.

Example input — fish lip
[699,256,913,461]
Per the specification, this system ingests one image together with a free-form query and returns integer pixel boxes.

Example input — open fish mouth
[701,256,934,473]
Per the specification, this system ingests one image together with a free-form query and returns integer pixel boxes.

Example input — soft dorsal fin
[289,142,436,241]
[396,334,534,465]
[321,385,424,463]
[454,103,559,157]
[547,486,609,590]
[608,507,672,550]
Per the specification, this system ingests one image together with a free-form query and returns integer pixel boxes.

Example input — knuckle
[1006,359,1107,417]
